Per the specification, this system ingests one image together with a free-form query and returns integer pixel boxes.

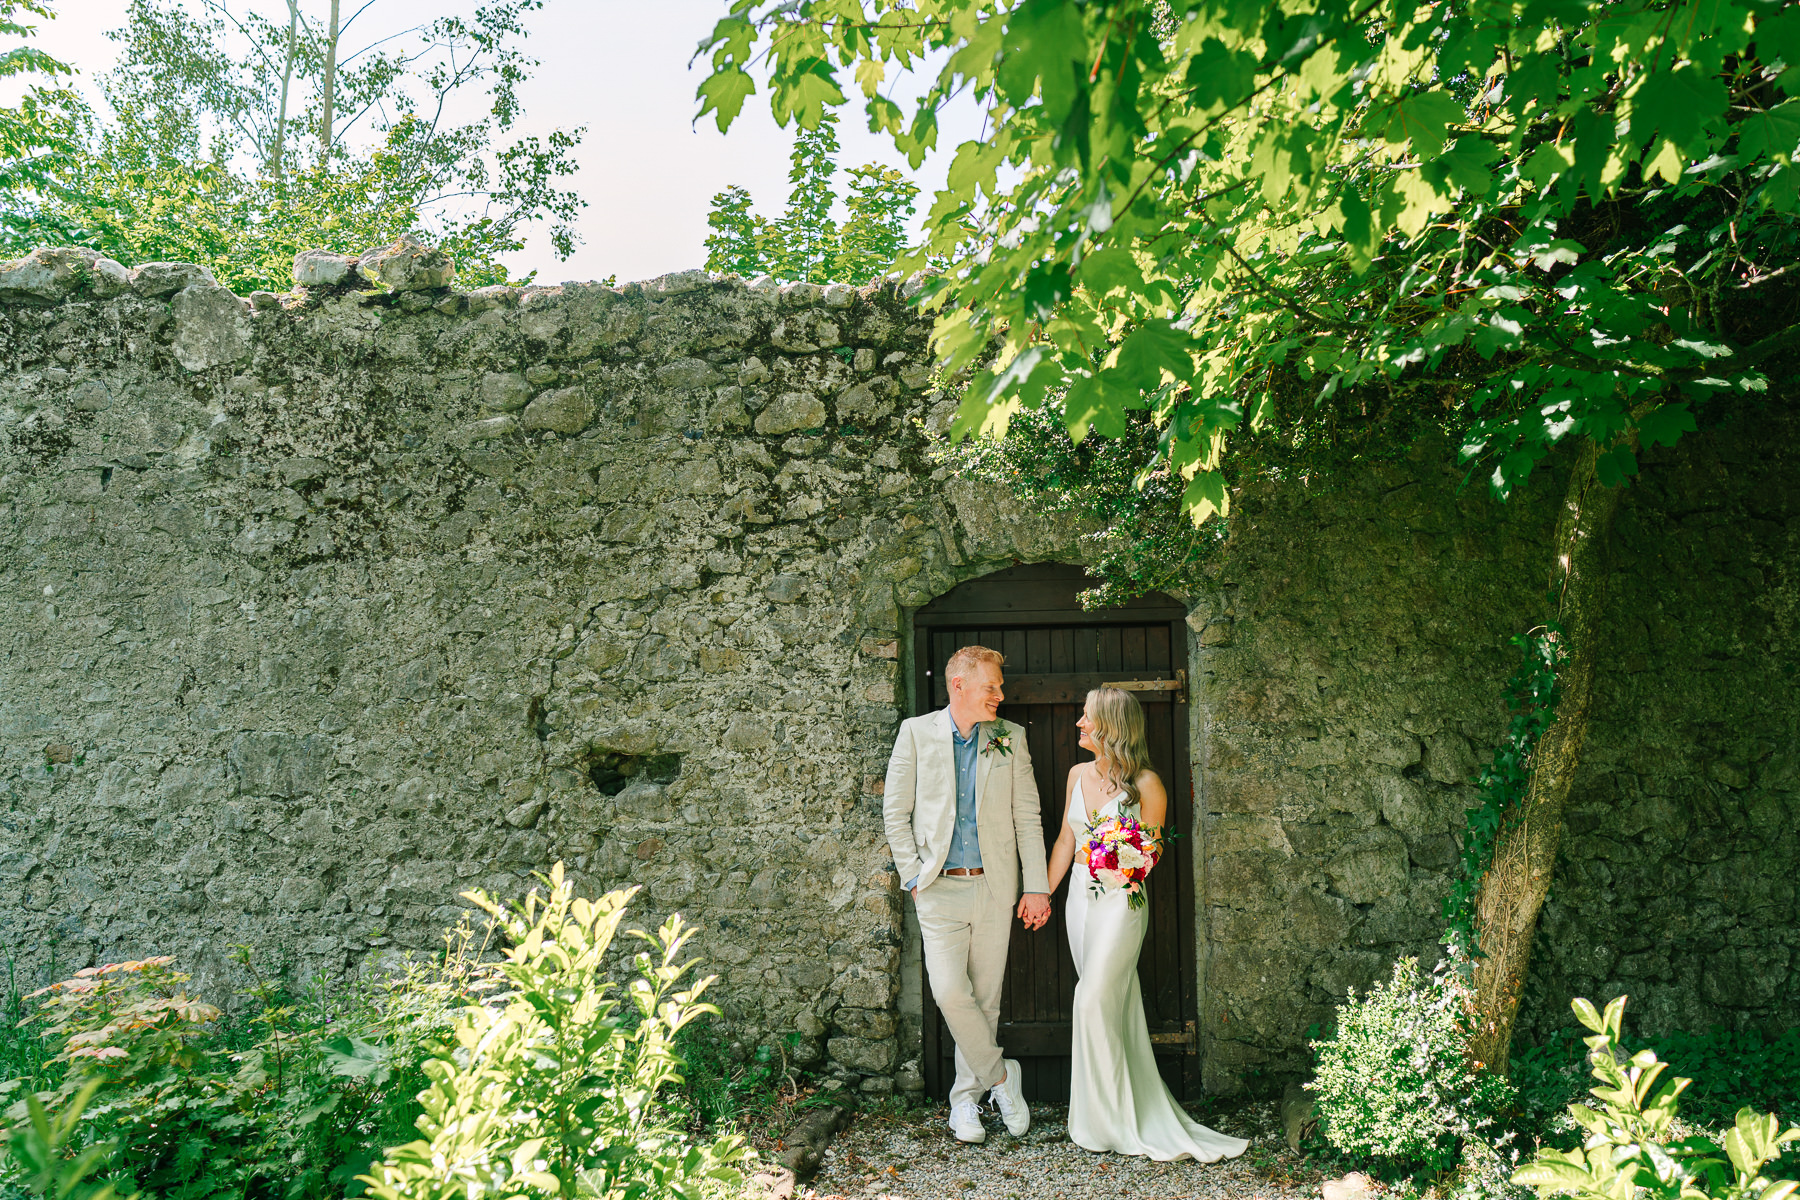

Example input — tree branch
[1735,321,1800,368]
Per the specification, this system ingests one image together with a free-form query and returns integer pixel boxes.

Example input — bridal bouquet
[1083,815,1157,910]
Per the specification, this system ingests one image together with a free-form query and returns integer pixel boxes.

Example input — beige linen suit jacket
[883,708,1051,899]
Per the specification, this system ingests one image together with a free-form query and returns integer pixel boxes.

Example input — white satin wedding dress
[1065,777,1251,1161]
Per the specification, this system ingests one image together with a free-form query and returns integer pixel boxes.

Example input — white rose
[1116,844,1146,870]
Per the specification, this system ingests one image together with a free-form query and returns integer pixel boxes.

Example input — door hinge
[1101,668,1187,704]
[1148,1019,1198,1053]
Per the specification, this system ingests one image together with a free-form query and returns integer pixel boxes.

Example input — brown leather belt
[942,867,984,876]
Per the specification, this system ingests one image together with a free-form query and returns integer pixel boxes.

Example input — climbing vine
[1441,618,1566,961]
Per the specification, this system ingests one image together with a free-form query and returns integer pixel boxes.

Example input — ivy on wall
[1443,618,1566,961]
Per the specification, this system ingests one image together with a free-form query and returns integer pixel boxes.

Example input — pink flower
[1096,868,1127,889]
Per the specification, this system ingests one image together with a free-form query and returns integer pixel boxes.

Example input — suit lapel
[975,720,995,805]
[931,709,957,842]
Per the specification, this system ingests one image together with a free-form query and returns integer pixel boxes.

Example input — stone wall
[1192,406,1800,1084]
[1,245,1794,1096]
[1190,443,1566,1087]
[0,247,1082,1095]
[1518,411,1800,1041]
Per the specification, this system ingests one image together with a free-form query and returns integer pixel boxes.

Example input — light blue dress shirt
[943,720,984,873]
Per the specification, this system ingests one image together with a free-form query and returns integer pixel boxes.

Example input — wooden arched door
[913,562,1197,1102]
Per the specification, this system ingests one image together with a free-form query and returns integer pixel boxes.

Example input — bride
[1047,686,1250,1162]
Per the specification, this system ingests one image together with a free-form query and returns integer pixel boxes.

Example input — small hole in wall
[588,752,684,796]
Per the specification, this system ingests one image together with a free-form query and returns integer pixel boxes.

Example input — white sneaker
[948,1100,986,1143]
[989,1058,1030,1135]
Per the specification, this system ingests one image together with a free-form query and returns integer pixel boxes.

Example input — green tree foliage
[697,0,1800,521]
[704,107,919,284]
[835,160,920,283]
[0,1,82,247]
[704,183,761,277]
[769,107,842,280]
[6,0,584,290]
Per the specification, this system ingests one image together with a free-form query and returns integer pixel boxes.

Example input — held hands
[1017,892,1051,930]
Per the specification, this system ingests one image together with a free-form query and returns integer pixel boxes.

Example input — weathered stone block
[1326,827,1409,905]
[130,261,218,298]
[1421,732,1477,785]
[171,284,252,371]
[655,357,721,391]
[755,391,826,436]
[833,1007,897,1039]
[835,965,894,1010]
[275,876,326,911]
[69,381,110,411]
[0,248,129,303]
[647,268,708,295]
[292,249,357,287]
[481,372,533,411]
[357,237,456,291]
[521,387,594,434]
[826,1036,895,1073]
[771,312,841,352]
[229,733,331,799]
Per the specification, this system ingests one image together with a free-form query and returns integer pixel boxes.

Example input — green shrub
[1510,1027,1594,1143]
[3,869,748,1200]
[4,1080,128,1200]
[1311,957,1516,1173]
[1654,1029,1800,1133]
[1511,1022,1800,1180]
[672,1022,798,1131]
[358,863,750,1200]
[1513,996,1800,1200]
[0,934,478,1200]
[8,955,252,1199]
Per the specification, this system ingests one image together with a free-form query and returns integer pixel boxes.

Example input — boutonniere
[983,720,1014,757]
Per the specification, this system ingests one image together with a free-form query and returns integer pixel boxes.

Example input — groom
[883,644,1051,1143]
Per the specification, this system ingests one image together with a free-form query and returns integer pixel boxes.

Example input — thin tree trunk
[268,0,300,177]
[319,0,339,154]
[1467,439,1626,1072]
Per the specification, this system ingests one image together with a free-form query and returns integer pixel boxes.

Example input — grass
[0,958,55,1093]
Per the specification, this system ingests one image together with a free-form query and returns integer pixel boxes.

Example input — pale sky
[17,0,984,285]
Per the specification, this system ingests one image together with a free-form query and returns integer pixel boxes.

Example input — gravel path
[784,1098,1330,1200]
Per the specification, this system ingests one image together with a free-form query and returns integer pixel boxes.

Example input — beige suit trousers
[915,874,1012,1108]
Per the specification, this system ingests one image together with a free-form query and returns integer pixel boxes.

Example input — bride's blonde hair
[1085,686,1152,810]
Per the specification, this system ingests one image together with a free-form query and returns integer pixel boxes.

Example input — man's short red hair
[945,644,1004,681]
